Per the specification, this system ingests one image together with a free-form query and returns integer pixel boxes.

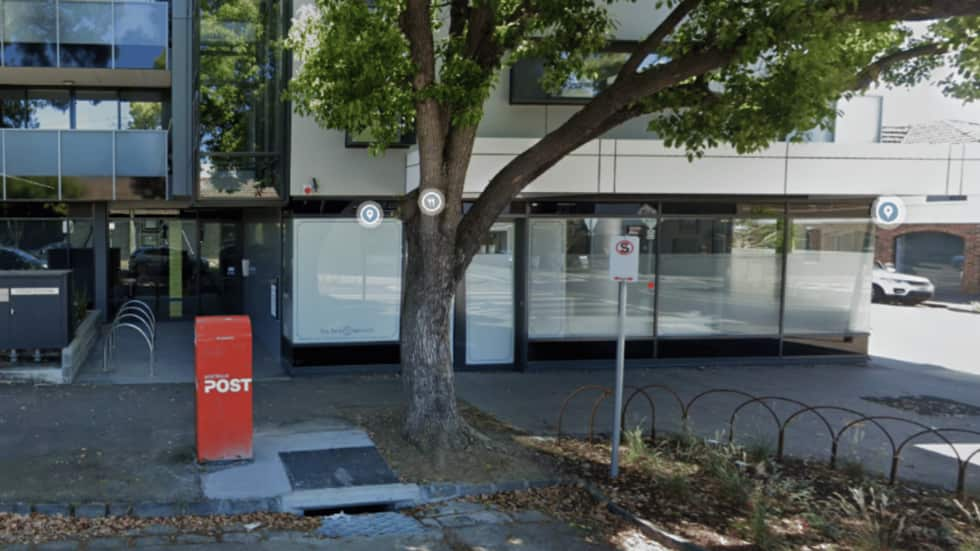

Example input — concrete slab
[200,427,417,512]
[280,484,421,513]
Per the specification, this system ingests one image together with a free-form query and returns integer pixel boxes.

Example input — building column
[93,203,110,321]
[170,0,194,198]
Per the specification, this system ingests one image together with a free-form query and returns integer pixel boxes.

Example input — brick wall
[875,224,980,295]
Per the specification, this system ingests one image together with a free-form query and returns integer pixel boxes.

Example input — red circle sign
[615,240,634,256]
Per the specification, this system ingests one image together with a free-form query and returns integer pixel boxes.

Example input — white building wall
[290,0,973,202]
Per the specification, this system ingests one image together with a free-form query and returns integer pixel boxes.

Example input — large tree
[286,0,980,450]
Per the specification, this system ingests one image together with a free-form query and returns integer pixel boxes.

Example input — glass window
[783,219,874,335]
[75,90,119,129]
[2,0,57,67]
[121,91,165,130]
[528,218,656,339]
[25,89,70,129]
[657,217,783,336]
[59,1,113,68]
[61,131,114,200]
[0,89,27,128]
[4,130,60,199]
[199,155,277,199]
[114,2,168,69]
[198,0,282,199]
[0,219,64,270]
[510,50,666,105]
[292,220,402,344]
[466,223,515,364]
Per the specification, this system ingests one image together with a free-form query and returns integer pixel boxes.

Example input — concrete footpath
[1,353,980,504]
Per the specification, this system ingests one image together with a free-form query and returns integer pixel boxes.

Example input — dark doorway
[895,231,965,300]
[109,211,244,319]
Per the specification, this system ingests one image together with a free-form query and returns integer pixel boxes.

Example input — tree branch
[851,41,949,91]
[452,0,980,269]
[848,0,980,22]
[617,0,700,81]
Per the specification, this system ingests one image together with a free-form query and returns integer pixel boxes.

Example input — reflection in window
[0,219,63,270]
[26,89,71,129]
[511,49,667,105]
[4,131,60,199]
[0,88,166,129]
[2,0,57,67]
[75,90,119,130]
[783,219,874,335]
[121,91,165,130]
[199,155,278,198]
[658,218,783,336]
[198,0,282,199]
[529,218,656,338]
[59,1,113,68]
[114,2,168,69]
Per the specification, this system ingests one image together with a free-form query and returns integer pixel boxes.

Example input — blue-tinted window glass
[4,131,60,199]
[25,90,70,129]
[121,91,165,129]
[59,1,113,68]
[76,90,119,129]
[0,89,28,128]
[114,2,168,69]
[2,0,57,67]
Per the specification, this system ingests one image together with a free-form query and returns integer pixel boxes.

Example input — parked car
[872,261,934,305]
[0,246,48,270]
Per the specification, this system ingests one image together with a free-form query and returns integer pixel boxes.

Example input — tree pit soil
[334,401,559,484]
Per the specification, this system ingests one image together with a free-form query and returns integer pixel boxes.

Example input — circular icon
[418,189,446,216]
[873,196,906,229]
[356,201,384,229]
[615,239,635,256]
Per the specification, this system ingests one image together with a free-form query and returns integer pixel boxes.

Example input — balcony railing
[0,0,169,70]
[0,129,168,201]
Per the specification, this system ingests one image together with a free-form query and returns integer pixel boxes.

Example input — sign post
[608,236,639,478]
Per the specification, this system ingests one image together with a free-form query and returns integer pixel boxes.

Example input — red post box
[195,315,253,463]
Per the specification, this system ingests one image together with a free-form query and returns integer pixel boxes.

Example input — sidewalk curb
[922,301,980,314]
[0,479,566,520]
[580,482,706,551]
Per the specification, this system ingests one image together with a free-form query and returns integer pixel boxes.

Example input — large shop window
[292,220,402,344]
[465,222,515,365]
[528,218,656,339]
[657,217,782,336]
[783,219,874,336]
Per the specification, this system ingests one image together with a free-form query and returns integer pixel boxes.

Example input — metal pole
[610,279,627,478]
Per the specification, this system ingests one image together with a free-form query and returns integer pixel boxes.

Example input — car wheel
[871,285,885,303]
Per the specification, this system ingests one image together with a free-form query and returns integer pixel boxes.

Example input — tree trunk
[399,210,471,451]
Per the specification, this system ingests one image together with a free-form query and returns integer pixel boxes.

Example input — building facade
[0,0,974,377]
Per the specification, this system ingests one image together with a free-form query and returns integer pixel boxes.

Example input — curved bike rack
[103,300,156,376]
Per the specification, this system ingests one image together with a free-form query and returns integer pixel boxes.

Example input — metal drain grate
[279,447,399,490]
[317,512,424,538]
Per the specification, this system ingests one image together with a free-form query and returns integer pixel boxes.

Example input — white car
[872,261,935,305]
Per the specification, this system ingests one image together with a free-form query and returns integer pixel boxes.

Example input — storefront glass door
[199,221,243,316]
[109,214,244,319]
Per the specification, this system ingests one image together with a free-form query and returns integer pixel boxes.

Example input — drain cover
[280,447,399,490]
[318,512,423,538]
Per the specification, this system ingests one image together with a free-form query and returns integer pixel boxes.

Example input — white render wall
[407,138,971,198]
